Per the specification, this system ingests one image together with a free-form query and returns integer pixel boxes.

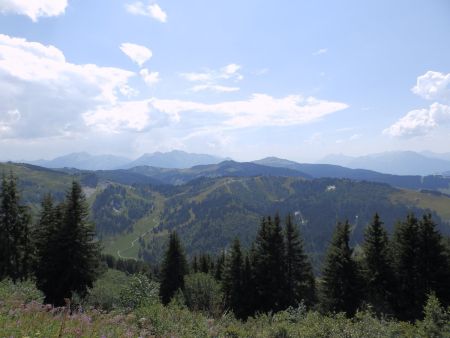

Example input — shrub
[183,272,223,316]
[119,273,159,310]
[86,269,131,311]
[0,279,44,305]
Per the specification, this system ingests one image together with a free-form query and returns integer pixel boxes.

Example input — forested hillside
[2,162,450,268]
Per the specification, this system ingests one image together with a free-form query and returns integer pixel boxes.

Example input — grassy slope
[390,189,450,223]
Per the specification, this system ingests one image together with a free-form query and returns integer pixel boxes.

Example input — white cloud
[125,1,167,23]
[83,101,151,133]
[0,109,21,135]
[412,71,450,101]
[0,34,135,138]
[0,0,68,21]
[191,84,239,93]
[180,72,213,82]
[85,94,347,133]
[140,68,160,86]
[180,63,243,92]
[120,43,152,67]
[385,71,450,138]
[313,48,328,56]
[383,102,450,138]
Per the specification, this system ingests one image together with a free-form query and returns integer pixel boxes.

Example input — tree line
[0,174,100,306]
[159,212,450,321]
[1,173,450,322]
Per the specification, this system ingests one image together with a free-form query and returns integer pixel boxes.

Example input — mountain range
[28,150,228,170]
[320,151,450,176]
[26,150,450,176]
[2,161,450,268]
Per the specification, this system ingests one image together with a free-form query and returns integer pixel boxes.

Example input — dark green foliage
[240,253,256,319]
[101,254,153,277]
[91,184,152,236]
[320,221,362,316]
[284,214,316,307]
[393,213,450,320]
[222,238,244,318]
[36,181,101,305]
[0,173,32,281]
[159,231,188,304]
[253,214,286,313]
[214,251,225,281]
[361,213,394,315]
[183,272,223,316]
[416,215,450,308]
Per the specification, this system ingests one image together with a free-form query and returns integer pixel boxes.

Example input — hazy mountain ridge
[27,150,229,170]
[253,157,450,192]
[320,151,450,176]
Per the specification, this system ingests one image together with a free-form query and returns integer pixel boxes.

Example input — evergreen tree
[284,214,316,307]
[241,253,256,318]
[0,173,32,281]
[199,253,212,274]
[391,213,422,320]
[361,213,394,315]
[214,250,226,281]
[222,238,244,318]
[191,255,199,273]
[320,220,361,316]
[253,214,286,313]
[37,181,101,305]
[159,231,188,304]
[416,214,450,311]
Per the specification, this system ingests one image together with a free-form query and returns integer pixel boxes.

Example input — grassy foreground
[1,278,449,338]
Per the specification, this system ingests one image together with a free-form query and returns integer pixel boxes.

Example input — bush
[183,272,223,316]
[85,269,131,311]
[119,273,159,310]
[0,279,44,305]
[418,293,450,338]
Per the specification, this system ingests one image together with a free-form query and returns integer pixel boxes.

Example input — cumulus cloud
[83,101,151,133]
[180,63,243,93]
[383,102,450,138]
[83,94,348,133]
[0,0,68,21]
[120,43,152,67]
[0,34,135,138]
[125,1,167,23]
[412,71,450,101]
[140,68,160,86]
[385,71,450,138]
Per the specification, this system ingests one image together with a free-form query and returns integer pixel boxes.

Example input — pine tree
[214,250,226,281]
[241,253,256,318]
[222,238,244,317]
[284,214,316,307]
[253,214,286,313]
[34,195,61,304]
[416,214,450,311]
[159,231,188,304]
[37,181,101,305]
[191,255,199,273]
[361,213,394,315]
[0,173,32,281]
[391,213,421,320]
[320,220,361,316]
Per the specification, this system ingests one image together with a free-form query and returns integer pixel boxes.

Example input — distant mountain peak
[319,151,450,176]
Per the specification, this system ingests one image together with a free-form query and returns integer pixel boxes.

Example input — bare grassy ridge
[1,279,448,338]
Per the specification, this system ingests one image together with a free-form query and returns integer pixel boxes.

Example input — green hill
[2,162,450,268]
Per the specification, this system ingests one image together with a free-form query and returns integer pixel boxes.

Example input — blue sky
[0,0,449,162]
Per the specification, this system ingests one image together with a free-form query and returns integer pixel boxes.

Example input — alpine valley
[2,152,450,268]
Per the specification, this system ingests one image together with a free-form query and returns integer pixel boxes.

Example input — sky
[0,0,449,162]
